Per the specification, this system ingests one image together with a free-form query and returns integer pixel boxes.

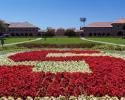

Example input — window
[11,33,15,36]
[29,33,33,36]
[89,33,92,36]
[107,33,110,36]
[16,33,19,36]
[102,33,105,36]
[21,33,24,36]
[25,33,28,36]
[94,33,96,36]
[117,31,123,36]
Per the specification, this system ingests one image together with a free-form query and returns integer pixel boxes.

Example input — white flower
[8,96,14,100]
[33,61,92,73]
[0,97,8,100]
[26,96,33,100]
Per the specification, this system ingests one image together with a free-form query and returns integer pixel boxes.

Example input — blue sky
[0,0,125,29]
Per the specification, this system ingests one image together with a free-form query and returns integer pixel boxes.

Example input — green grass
[4,38,36,44]
[87,37,125,45]
[32,38,90,44]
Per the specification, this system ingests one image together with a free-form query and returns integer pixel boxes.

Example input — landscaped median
[0,50,125,99]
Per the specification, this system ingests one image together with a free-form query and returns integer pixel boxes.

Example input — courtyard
[0,0,125,99]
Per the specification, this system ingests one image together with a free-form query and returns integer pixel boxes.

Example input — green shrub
[64,29,76,37]
[16,42,100,49]
[42,29,55,37]
[93,44,125,51]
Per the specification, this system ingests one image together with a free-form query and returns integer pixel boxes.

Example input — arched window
[107,33,110,36]
[16,33,19,36]
[37,33,41,36]
[94,33,96,36]
[80,33,84,37]
[98,33,101,37]
[29,33,33,36]
[11,33,15,36]
[21,33,24,36]
[117,31,123,37]
[25,33,28,36]
[102,33,105,36]
[89,33,92,36]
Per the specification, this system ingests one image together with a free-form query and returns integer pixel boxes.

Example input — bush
[93,44,125,51]
[122,36,125,39]
[17,43,100,49]
[42,29,55,37]
[64,29,76,37]
[0,45,28,52]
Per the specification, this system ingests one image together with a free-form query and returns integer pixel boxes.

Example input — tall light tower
[80,17,87,37]
[80,17,86,29]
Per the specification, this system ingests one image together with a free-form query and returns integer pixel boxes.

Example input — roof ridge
[86,22,113,27]
[9,22,37,28]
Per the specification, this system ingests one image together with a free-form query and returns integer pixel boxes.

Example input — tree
[45,28,55,37]
[0,20,8,47]
[42,28,55,40]
[0,20,8,36]
[0,38,6,47]
[42,33,47,40]
[64,29,76,37]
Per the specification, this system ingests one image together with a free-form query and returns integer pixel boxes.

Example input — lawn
[4,38,36,44]
[87,37,125,45]
[1,37,125,52]
[32,38,90,44]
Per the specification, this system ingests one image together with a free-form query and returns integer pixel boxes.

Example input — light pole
[80,17,86,27]
[80,18,86,37]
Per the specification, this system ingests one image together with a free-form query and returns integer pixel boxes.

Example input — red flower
[0,50,125,97]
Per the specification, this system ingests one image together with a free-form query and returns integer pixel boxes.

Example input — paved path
[81,37,125,47]
[4,38,42,46]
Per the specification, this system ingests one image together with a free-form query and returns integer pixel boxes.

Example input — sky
[0,0,125,29]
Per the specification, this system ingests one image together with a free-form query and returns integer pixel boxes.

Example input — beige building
[2,19,125,37]
[8,22,40,37]
[55,28,65,37]
[81,18,125,37]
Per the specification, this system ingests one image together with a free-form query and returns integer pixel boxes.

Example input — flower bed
[8,50,101,62]
[0,50,125,99]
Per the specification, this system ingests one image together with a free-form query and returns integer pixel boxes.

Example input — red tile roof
[9,22,38,28]
[86,22,112,27]
[113,18,125,24]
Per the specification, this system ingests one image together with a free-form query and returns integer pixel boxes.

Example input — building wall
[55,29,65,36]
[82,27,112,37]
[4,21,125,37]
[8,28,39,37]
[82,24,125,37]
